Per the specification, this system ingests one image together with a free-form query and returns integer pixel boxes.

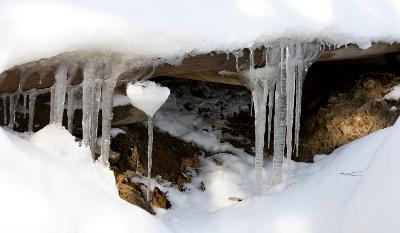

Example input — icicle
[22,93,27,118]
[82,62,97,149]
[252,79,267,195]
[285,45,296,162]
[28,92,37,132]
[294,62,303,158]
[49,86,55,124]
[8,93,20,129]
[272,47,288,185]
[66,87,79,133]
[146,116,154,201]
[98,79,117,166]
[89,79,102,155]
[2,96,7,125]
[233,50,243,72]
[267,79,275,148]
[52,66,68,125]
[249,48,255,69]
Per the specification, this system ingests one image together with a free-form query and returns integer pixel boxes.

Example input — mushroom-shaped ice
[126,81,170,117]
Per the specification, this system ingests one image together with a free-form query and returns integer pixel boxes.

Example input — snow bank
[158,126,392,233]
[0,125,172,233]
[341,118,400,233]
[1,0,400,72]
[126,81,170,117]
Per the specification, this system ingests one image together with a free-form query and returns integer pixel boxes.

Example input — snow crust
[0,125,172,233]
[1,0,400,72]
[126,81,170,117]
[342,118,400,233]
[153,124,397,233]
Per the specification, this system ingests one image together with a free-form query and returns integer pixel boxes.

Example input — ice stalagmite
[127,81,170,201]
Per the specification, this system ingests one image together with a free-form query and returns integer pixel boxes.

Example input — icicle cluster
[0,57,127,168]
[240,41,321,195]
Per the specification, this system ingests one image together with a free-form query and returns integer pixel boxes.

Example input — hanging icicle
[52,65,68,125]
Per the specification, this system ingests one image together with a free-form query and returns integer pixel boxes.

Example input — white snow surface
[384,83,400,101]
[127,81,170,117]
[342,118,400,233]
[1,0,400,72]
[150,123,400,233]
[0,124,172,233]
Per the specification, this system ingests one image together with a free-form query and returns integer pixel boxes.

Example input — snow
[341,118,400,233]
[152,124,397,233]
[384,83,400,101]
[126,81,170,117]
[0,125,172,233]
[112,94,131,107]
[1,0,400,72]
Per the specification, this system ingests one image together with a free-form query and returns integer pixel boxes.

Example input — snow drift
[0,125,172,233]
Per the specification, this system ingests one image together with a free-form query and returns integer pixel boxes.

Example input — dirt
[111,123,204,184]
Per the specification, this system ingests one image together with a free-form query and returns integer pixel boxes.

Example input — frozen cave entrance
[0,41,400,196]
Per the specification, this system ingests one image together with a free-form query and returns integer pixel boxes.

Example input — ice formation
[0,40,320,196]
[241,41,321,194]
[126,81,170,200]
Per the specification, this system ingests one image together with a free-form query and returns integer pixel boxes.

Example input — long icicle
[66,87,78,133]
[2,96,7,125]
[28,92,37,132]
[253,79,268,195]
[267,78,275,149]
[272,47,287,185]
[52,66,68,125]
[285,45,296,162]
[147,116,154,201]
[82,62,97,149]
[89,79,102,156]
[99,79,116,166]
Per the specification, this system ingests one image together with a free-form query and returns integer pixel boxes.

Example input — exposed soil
[111,123,204,185]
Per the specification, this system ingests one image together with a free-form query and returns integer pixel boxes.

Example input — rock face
[299,63,400,161]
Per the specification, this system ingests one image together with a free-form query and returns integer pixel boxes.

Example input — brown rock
[151,187,171,209]
[115,173,155,214]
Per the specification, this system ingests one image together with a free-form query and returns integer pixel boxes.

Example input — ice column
[2,96,7,125]
[272,42,321,184]
[82,62,98,155]
[66,86,81,133]
[52,66,68,125]
[272,48,288,184]
[98,78,117,166]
